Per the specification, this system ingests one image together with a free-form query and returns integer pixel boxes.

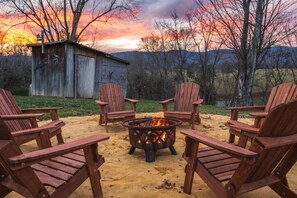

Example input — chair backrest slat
[174,82,200,112]
[264,83,297,112]
[99,83,125,112]
[0,89,31,132]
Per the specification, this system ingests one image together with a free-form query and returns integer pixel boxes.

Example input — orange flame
[150,117,166,126]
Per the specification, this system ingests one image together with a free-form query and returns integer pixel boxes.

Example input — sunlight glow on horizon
[101,36,141,52]
[0,0,198,52]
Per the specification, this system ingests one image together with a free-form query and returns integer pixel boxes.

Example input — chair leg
[191,115,195,129]
[105,120,108,132]
[56,129,64,144]
[229,133,235,144]
[183,137,199,194]
[0,185,11,197]
[37,132,52,149]
[237,134,248,148]
[197,112,201,124]
[270,180,297,197]
[99,114,103,125]
[84,145,104,198]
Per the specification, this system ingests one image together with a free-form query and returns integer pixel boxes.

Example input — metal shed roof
[28,40,129,65]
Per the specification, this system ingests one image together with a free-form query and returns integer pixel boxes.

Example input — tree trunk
[237,0,251,105]
[247,0,265,105]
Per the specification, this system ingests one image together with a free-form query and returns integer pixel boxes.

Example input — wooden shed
[28,41,129,98]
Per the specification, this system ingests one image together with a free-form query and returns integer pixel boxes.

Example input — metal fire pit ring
[122,117,182,162]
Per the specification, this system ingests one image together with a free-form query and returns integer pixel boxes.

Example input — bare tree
[0,0,139,42]
[139,24,174,99]
[186,9,223,104]
[263,48,290,87]
[161,11,194,83]
[195,0,297,105]
[139,11,197,98]
[286,32,297,84]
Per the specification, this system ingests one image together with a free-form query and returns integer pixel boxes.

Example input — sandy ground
[7,112,297,198]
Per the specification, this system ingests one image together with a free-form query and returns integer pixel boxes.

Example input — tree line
[124,47,297,105]
[0,44,296,104]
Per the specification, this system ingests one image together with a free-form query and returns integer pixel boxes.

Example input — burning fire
[147,117,166,127]
[138,117,168,144]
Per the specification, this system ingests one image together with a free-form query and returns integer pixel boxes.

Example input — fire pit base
[128,145,177,162]
[122,117,182,163]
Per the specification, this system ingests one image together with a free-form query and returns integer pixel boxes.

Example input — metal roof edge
[27,40,130,65]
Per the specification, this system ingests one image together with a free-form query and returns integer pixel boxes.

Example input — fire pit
[122,117,182,162]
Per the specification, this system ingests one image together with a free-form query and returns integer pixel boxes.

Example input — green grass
[15,96,230,120]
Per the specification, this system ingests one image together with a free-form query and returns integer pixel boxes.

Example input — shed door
[77,55,95,98]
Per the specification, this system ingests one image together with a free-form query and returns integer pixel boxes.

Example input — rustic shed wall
[30,41,128,99]
[31,43,66,97]
[64,44,74,97]
[94,57,127,98]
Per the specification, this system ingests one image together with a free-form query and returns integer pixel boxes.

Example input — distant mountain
[112,49,237,68]
[112,46,297,68]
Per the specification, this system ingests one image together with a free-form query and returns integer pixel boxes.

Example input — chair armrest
[227,120,260,134]
[21,107,63,113]
[21,107,63,121]
[9,134,109,170]
[125,98,139,103]
[159,98,174,104]
[181,129,258,163]
[0,113,44,120]
[226,105,265,111]
[125,98,139,111]
[11,125,58,137]
[96,100,108,114]
[249,112,268,128]
[160,98,174,111]
[255,133,297,149]
[0,113,44,128]
[193,99,203,105]
[95,100,108,106]
[249,112,268,118]
[227,105,265,121]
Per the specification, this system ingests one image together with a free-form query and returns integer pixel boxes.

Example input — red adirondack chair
[160,82,203,129]
[182,99,297,197]
[226,82,297,147]
[0,116,109,197]
[96,83,139,132]
[0,88,65,149]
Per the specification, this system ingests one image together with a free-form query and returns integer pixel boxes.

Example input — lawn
[15,96,230,120]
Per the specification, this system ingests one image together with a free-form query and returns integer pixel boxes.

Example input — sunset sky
[0,0,198,53]
[99,0,197,52]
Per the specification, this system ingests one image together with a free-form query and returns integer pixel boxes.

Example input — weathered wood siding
[73,46,97,99]
[64,44,74,97]
[31,41,128,98]
[32,44,65,97]
[94,57,128,98]
[76,55,95,98]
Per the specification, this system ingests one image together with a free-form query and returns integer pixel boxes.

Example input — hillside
[112,46,297,69]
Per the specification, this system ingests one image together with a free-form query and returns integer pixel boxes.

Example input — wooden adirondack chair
[0,116,109,198]
[0,88,65,149]
[160,82,203,129]
[181,99,297,197]
[96,83,139,132]
[227,82,297,146]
